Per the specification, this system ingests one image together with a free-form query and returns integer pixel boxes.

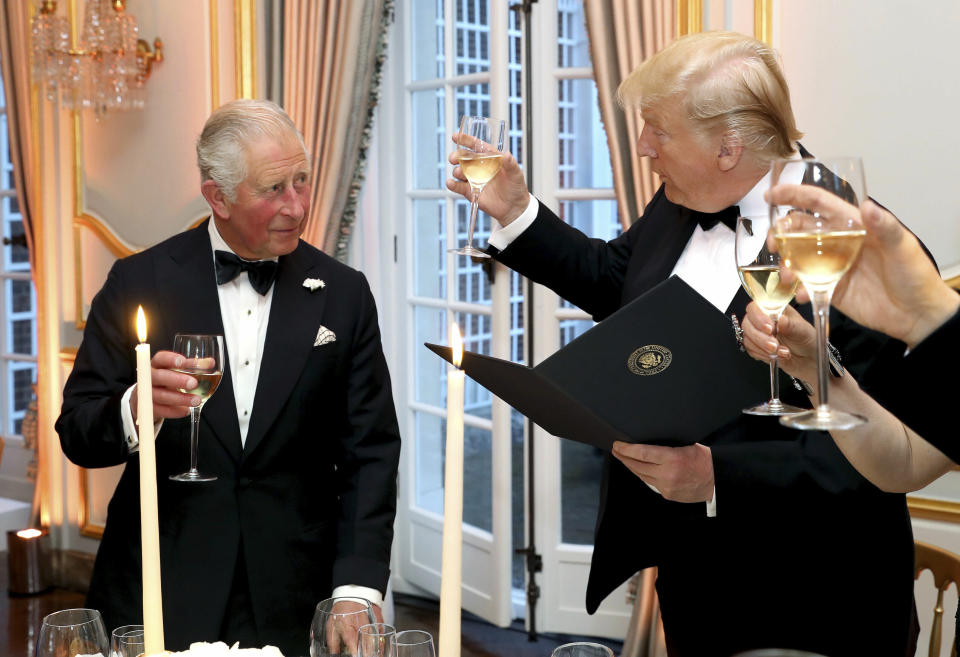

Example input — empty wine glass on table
[37,608,109,657]
[452,115,506,258]
[395,630,435,657]
[735,214,803,416]
[551,642,615,657]
[769,156,868,430]
[110,624,144,657]
[310,597,376,657]
[169,333,223,482]
[357,623,397,657]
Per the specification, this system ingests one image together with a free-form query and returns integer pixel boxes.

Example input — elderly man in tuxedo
[57,99,401,655]
[448,32,916,657]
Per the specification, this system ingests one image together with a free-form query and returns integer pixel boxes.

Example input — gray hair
[196,99,309,202]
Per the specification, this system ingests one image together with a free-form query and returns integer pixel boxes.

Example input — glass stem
[188,405,201,474]
[466,186,481,248]
[768,314,783,409]
[811,289,833,416]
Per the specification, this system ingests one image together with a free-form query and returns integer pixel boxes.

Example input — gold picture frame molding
[676,0,774,44]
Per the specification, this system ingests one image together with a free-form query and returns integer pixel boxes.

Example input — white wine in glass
[169,333,223,482]
[770,156,868,431]
[735,216,803,416]
[452,115,506,259]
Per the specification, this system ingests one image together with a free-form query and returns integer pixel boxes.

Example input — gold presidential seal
[627,345,672,376]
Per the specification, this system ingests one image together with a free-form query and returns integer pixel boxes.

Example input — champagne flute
[735,214,804,416]
[770,157,868,430]
[551,642,615,657]
[110,625,144,657]
[37,608,109,657]
[309,597,376,657]
[357,623,397,657]
[169,333,223,482]
[451,115,506,258]
[395,630,435,657]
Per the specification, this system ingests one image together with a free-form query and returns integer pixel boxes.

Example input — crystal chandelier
[31,0,163,117]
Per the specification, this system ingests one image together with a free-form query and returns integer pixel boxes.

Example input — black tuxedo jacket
[493,188,917,657]
[56,222,401,655]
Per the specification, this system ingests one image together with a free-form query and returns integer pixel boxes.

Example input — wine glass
[395,630,435,657]
[357,623,397,657]
[735,214,804,416]
[37,608,109,657]
[551,642,615,657]
[110,625,144,657]
[451,115,506,258]
[169,333,223,482]
[769,157,868,430]
[309,597,376,657]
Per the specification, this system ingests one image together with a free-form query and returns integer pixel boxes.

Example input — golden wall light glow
[450,323,463,368]
[136,306,147,343]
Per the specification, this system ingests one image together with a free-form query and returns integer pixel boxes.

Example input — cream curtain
[282,0,392,260]
[583,1,674,228]
[0,3,39,273]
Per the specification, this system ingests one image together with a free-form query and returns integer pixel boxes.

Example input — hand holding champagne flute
[451,116,506,258]
[770,157,868,430]
[735,215,803,416]
[169,333,223,481]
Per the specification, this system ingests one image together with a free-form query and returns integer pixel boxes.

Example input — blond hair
[617,31,802,163]
[196,99,308,202]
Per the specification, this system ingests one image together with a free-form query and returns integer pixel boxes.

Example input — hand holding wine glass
[449,116,506,258]
[770,157,868,430]
[735,214,803,416]
[169,333,223,482]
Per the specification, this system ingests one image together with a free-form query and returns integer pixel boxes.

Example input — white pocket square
[314,326,336,347]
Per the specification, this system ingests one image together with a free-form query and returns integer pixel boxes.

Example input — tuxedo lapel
[627,198,698,300]
[158,222,243,464]
[243,243,328,458]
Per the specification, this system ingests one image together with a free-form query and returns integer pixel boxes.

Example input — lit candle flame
[16,528,42,539]
[136,306,147,343]
[450,323,463,369]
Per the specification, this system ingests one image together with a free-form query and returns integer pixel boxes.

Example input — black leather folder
[426,275,776,451]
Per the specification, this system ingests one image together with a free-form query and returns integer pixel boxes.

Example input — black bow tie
[214,250,279,295]
[695,205,740,231]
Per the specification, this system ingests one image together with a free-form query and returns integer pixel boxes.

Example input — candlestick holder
[6,528,51,595]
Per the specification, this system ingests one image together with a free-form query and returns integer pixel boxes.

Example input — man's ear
[718,132,744,172]
[201,180,230,219]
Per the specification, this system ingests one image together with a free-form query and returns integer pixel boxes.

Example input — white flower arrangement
[302,278,326,292]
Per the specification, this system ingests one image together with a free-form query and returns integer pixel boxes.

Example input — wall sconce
[31,0,163,117]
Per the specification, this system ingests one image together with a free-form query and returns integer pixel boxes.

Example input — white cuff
[706,486,717,517]
[120,384,163,454]
[487,195,538,250]
[331,585,384,608]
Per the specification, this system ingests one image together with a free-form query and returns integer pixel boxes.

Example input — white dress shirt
[488,166,801,518]
[120,220,382,606]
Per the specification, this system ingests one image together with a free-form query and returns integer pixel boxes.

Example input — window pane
[455,311,491,419]
[455,82,491,124]
[560,440,604,544]
[557,79,612,189]
[9,279,33,313]
[453,201,491,305]
[414,411,493,532]
[415,410,444,515]
[411,0,444,81]
[508,8,524,166]
[12,366,33,413]
[463,424,492,531]
[414,306,447,408]
[509,270,525,363]
[511,407,525,588]
[557,0,590,68]
[411,89,446,190]
[413,200,446,299]
[11,319,34,355]
[455,0,490,76]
